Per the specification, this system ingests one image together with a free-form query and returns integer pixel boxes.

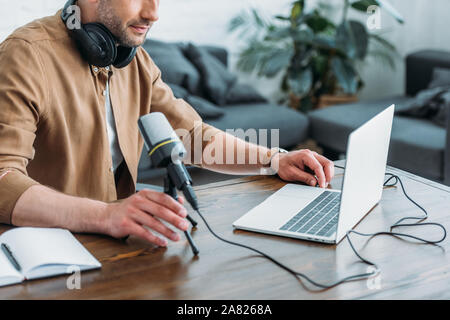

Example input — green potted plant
[228,0,404,112]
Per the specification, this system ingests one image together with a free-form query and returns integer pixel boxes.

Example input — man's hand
[272,149,335,188]
[102,189,189,247]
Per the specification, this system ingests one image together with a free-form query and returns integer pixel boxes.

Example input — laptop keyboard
[279,191,340,238]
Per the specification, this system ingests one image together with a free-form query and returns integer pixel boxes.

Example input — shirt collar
[90,65,114,76]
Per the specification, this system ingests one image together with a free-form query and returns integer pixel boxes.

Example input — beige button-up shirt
[0,10,220,224]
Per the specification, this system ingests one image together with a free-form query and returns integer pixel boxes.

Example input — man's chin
[118,36,146,48]
[120,31,148,47]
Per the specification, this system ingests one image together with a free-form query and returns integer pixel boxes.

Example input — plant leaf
[348,20,368,59]
[292,28,314,43]
[312,54,329,76]
[370,33,397,53]
[367,32,399,70]
[236,40,293,78]
[228,12,246,33]
[336,22,356,59]
[287,67,313,97]
[291,1,304,20]
[235,40,268,73]
[312,34,337,50]
[228,8,268,40]
[259,47,295,78]
[251,8,268,28]
[265,26,292,41]
[275,15,291,21]
[351,0,378,12]
[331,57,358,94]
[368,49,397,70]
[305,11,334,34]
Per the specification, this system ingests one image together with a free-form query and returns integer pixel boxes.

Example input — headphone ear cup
[114,46,137,69]
[81,23,117,67]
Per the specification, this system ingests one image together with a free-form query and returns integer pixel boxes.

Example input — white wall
[1,0,449,102]
[0,0,62,40]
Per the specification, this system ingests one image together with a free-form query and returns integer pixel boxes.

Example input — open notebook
[0,227,101,287]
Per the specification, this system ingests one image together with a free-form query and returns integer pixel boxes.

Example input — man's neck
[77,0,97,24]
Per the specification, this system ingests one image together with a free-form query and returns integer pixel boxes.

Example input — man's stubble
[96,0,151,48]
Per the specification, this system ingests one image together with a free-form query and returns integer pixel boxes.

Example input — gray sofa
[308,50,450,185]
[138,40,309,182]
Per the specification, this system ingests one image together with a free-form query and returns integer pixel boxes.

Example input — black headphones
[61,0,137,68]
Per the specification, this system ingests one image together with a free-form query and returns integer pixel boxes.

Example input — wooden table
[1,161,450,299]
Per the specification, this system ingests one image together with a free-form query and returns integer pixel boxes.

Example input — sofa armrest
[406,50,450,96]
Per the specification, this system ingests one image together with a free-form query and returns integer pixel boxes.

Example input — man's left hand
[272,149,335,188]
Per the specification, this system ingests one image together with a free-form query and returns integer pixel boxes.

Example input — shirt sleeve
[147,54,222,166]
[0,39,46,224]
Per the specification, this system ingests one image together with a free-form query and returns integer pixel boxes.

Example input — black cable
[191,165,447,290]
[194,207,377,289]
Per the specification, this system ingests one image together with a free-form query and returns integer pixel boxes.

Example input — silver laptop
[233,105,395,244]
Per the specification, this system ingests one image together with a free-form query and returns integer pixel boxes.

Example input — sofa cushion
[178,44,229,68]
[185,95,225,119]
[396,86,450,128]
[184,43,237,105]
[308,96,446,181]
[142,40,201,94]
[429,67,450,88]
[167,83,225,119]
[207,103,309,148]
[226,82,268,105]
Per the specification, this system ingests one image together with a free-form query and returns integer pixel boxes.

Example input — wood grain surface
[1,161,449,299]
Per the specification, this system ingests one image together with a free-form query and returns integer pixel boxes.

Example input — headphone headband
[61,0,137,68]
[61,0,77,21]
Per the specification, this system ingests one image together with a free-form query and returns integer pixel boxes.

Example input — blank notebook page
[0,227,100,277]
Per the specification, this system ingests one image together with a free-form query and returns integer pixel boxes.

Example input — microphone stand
[164,175,199,256]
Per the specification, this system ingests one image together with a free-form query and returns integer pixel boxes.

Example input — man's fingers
[286,166,317,186]
[133,196,189,232]
[300,152,327,188]
[132,210,180,242]
[138,189,187,218]
[127,223,168,247]
[312,152,335,183]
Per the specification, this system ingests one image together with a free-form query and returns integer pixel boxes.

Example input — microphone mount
[163,169,199,256]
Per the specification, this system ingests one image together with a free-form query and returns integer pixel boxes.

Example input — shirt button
[110,166,114,173]
[103,90,107,96]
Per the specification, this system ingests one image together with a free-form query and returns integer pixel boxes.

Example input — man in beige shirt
[0,0,334,247]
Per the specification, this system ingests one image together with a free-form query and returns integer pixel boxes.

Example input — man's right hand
[103,189,190,247]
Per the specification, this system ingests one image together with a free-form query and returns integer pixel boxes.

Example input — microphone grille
[139,112,180,146]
